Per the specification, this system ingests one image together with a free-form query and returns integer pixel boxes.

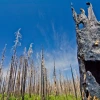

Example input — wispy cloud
[44,47,78,72]
[36,22,79,77]
[2,22,79,78]
[2,67,9,78]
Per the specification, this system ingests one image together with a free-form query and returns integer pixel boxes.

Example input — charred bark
[71,2,100,100]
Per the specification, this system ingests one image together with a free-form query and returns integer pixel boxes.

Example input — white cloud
[43,22,78,71]
[2,67,9,78]
[44,48,78,72]
[35,22,79,77]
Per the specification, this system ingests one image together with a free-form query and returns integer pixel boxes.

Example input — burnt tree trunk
[71,2,100,100]
[22,59,28,100]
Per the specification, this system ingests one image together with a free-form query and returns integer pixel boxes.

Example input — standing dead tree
[7,29,22,100]
[41,49,46,100]
[29,59,34,98]
[0,44,7,93]
[21,58,28,100]
[15,56,23,97]
[53,61,58,97]
[1,77,6,100]
[7,56,14,100]
[70,65,77,100]
[71,2,100,99]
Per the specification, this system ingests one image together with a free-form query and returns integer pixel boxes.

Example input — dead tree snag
[71,2,100,100]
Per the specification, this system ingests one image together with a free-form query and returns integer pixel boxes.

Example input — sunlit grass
[0,94,81,100]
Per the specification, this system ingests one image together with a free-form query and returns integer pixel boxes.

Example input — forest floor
[0,94,81,100]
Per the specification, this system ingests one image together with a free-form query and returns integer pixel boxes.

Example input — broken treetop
[71,2,100,61]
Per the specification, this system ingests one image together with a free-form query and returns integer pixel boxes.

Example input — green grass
[0,94,81,100]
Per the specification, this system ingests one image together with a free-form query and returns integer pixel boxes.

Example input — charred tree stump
[71,2,100,100]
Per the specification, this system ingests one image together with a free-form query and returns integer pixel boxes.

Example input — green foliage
[0,94,81,100]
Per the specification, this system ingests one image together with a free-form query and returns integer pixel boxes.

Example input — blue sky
[0,0,100,77]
